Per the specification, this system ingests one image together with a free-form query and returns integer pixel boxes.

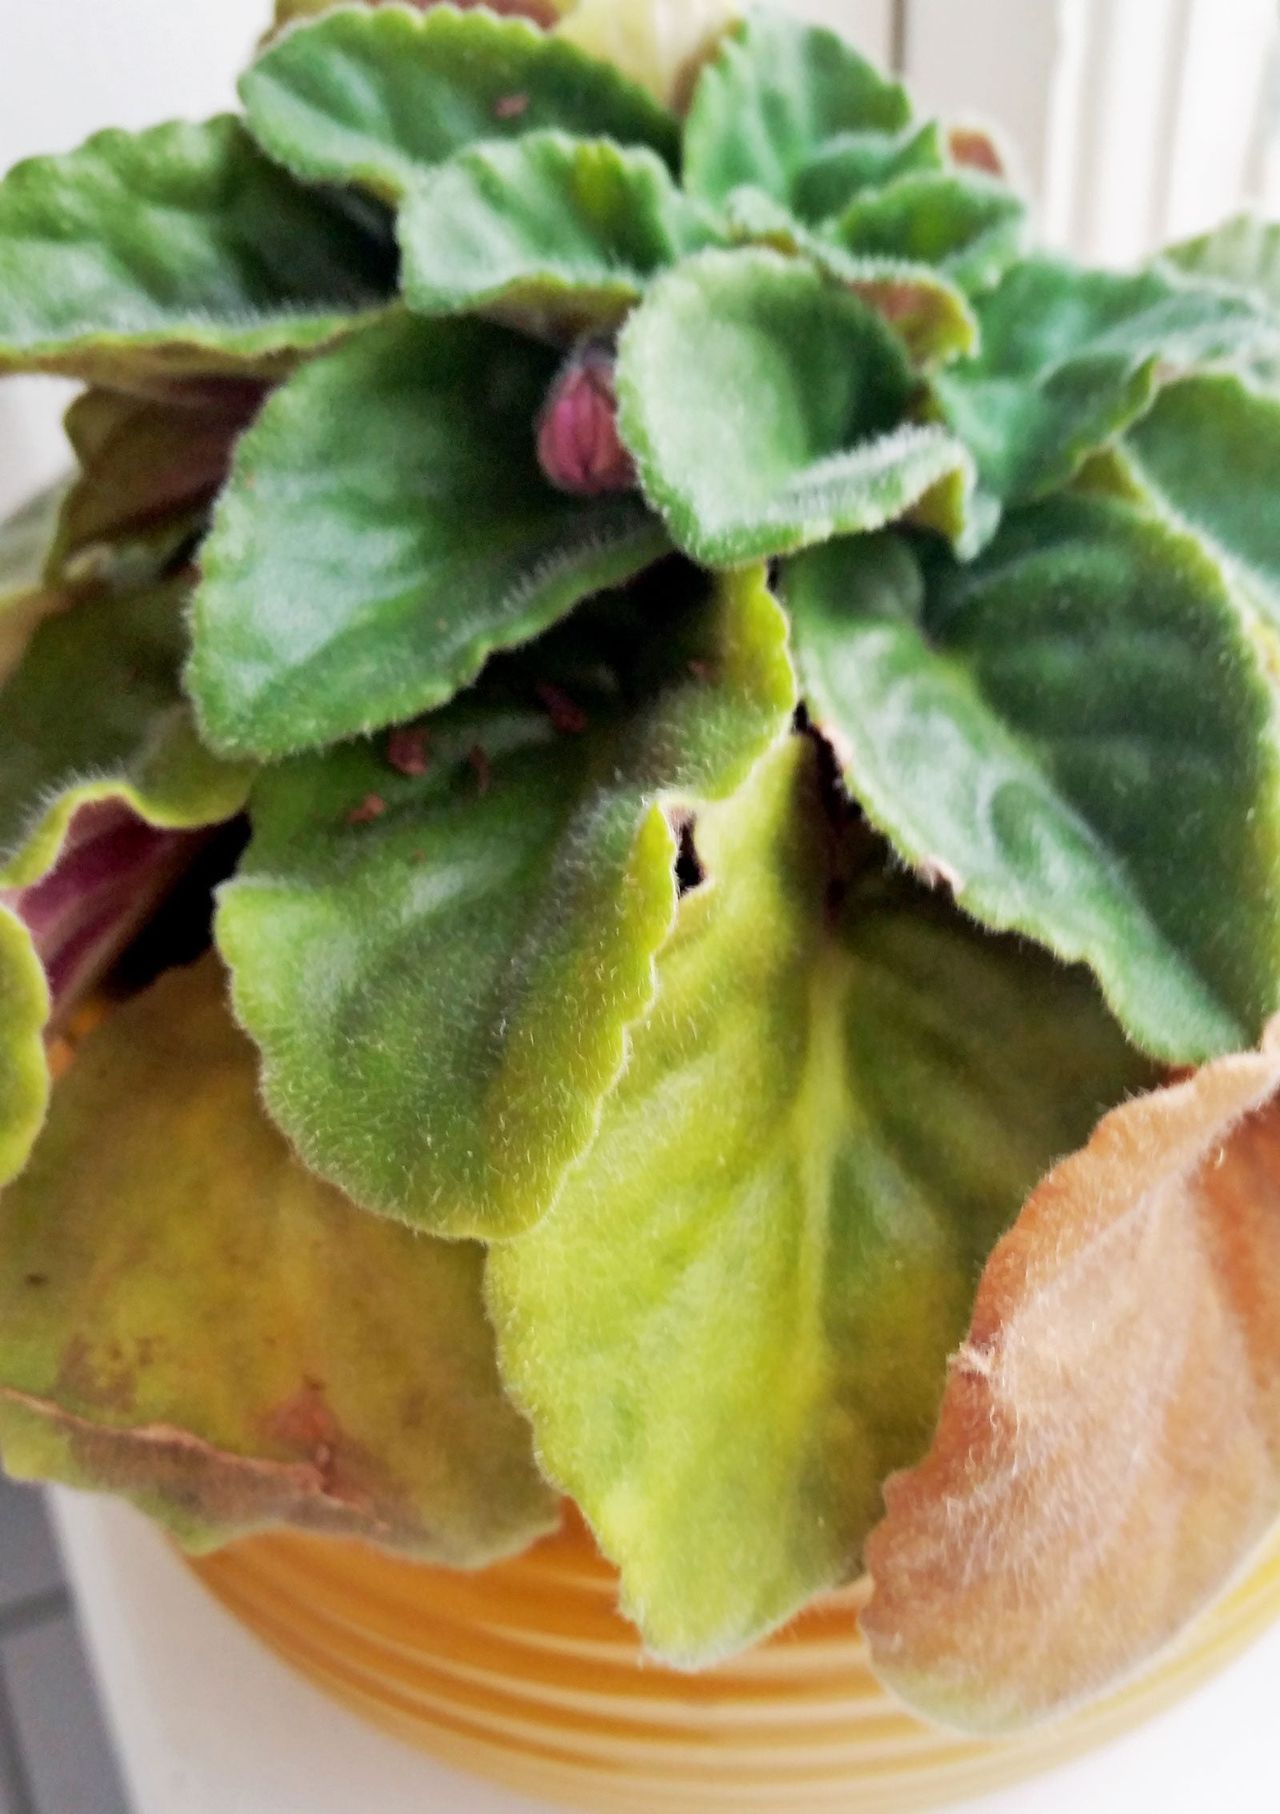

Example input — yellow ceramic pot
[190,1510,1280,1812]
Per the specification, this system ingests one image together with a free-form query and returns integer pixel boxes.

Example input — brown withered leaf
[863,1025,1280,1733]
[0,957,557,1561]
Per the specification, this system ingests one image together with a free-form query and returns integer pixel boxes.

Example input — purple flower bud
[537,345,636,497]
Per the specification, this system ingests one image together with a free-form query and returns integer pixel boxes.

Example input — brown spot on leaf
[535,682,588,735]
[493,92,531,120]
[346,794,387,827]
[468,746,492,797]
[385,726,430,778]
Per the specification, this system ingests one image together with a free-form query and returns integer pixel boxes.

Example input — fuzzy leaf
[216,566,795,1239]
[489,737,1152,1666]
[0,579,253,890]
[0,117,391,387]
[615,249,973,564]
[1162,213,1280,311]
[52,384,261,574]
[724,188,977,368]
[1120,373,1280,625]
[936,256,1280,503]
[786,498,1280,1063]
[0,959,558,1561]
[400,131,720,333]
[0,908,50,1192]
[791,122,947,225]
[189,315,665,760]
[826,171,1027,296]
[241,4,678,203]
[864,1029,1280,1733]
[683,11,910,209]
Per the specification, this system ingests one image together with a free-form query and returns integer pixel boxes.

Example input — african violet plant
[4,0,1280,1739]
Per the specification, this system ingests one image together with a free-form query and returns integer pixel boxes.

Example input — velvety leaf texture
[936,256,1280,504]
[0,580,253,890]
[787,499,1280,1063]
[0,908,51,1192]
[489,736,1153,1666]
[0,960,558,1561]
[790,121,946,225]
[1162,213,1280,310]
[827,171,1028,296]
[216,566,795,1239]
[864,1030,1280,1733]
[241,4,679,202]
[0,116,391,386]
[723,187,977,369]
[189,313,667,760]
[683,10,911,209]
[615,249,974,564]
[399,130,722,333]
[1121,373,1280,627]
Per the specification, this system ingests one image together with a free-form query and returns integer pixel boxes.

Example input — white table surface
[51,1489,1280,1814]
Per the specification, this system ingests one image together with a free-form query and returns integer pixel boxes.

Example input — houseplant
[5,0,1280,1800]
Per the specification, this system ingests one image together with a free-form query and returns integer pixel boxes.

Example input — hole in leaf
[674,816,706,896]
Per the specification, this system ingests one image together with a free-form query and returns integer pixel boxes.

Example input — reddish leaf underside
[863,1027,1280,1733]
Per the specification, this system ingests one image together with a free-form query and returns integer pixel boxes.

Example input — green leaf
[791,122,947,225]
[683,11,910,209]
[725,187,977,368]
[0,908,51,1192]
[1161,213,1280,310]
[52,384,260,576]
[615,248,974,564]
[0,117,392,387]
[0,579,253,889]
[0,487,67,686]
[786,497,1280,1063]
[826,171,1028,295]
[216,565,795,1240]
[936,255,1280,503]
[1120,373,1280,627]
[189,314,667,761]
[240,4,678,203]
[488,735,1153,1666]
[399,130,721,334]
[0,958,558,1561]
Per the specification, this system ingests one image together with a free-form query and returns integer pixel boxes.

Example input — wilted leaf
[489,736,1152,1666]
[52,384,261,574]
[0,487,68,686]
[827,171,1027,295]
[683,11,910,208]
[0,117,392,387]
[0,579,253,890]
[555,0,739,109]
[864,1028,1280,1733]
[936,256,1280,503]
[615,249,973,564]
[785,497,1280,1063]
[399,130,721,334]
[241,4,678,202]
[0,959,558,1561]
[217,566,794,1239]
[189,314,667,760]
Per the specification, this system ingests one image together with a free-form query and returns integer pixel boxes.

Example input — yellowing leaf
[557,0,739,109]
[863,1029,1280,1733]
[0,959,557,1561]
